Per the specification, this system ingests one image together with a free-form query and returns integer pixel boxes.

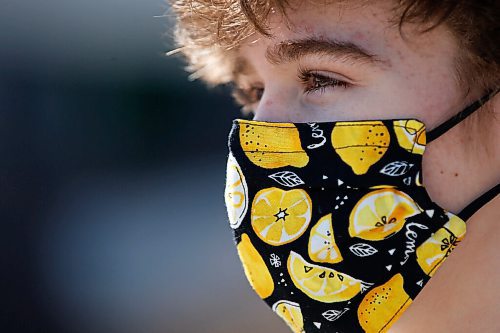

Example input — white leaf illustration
[322,308,349,322]
[349,243,378,257]
[268,171,305,187]
[380,161,414,177]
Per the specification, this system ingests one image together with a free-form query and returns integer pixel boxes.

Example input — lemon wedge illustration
[272,300,305,333]
[416,212,466,276]
[308,213,343,264]
[393,119,426,155]
[287,251,371,303]
[224,153,248,229]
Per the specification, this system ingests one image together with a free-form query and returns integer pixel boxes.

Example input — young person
[170,1,499,332]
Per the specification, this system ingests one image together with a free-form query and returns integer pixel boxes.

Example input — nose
[252,87,300,122]
[253,98,282,122]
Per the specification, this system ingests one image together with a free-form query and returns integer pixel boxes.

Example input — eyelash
[232,70,350,110]
[298,69,350,95]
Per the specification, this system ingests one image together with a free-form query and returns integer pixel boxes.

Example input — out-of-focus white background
[0,1,288,332]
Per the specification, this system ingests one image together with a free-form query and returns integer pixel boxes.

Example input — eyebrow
[265,37,387,67]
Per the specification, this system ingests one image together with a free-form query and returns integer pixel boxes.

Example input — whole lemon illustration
[358,273,412,333]
[393,119,426,155]
[287,251,371,303]
[331,121,390,175]
[239,121,309,169]
[416,212,466,276]
[349,189,420,241]
[251,187,312,246]
[272,300,305,333]
[237,233,274,299]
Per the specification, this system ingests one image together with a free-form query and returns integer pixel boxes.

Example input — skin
[231,1,500,332]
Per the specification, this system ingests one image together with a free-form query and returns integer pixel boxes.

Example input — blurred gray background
[0,1,288,332]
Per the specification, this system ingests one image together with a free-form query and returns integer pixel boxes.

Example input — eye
[298,69,350,95]
[231,85,264,114]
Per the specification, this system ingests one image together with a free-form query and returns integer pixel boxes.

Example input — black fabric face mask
[224,90,499,333]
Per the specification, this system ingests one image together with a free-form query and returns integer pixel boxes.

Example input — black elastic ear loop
[458,184,499,221]
[427,88,500,143]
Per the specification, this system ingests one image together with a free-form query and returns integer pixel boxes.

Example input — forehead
[235,1,456,74]
[266,2,393,48]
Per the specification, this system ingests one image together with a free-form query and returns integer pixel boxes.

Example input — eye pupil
[313,76,328,88]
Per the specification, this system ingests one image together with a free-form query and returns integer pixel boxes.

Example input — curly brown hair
[170,0,499,93]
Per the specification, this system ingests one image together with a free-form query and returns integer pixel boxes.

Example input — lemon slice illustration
[393,119,426,155]
[358,273,412,333]
[287,251,371,303]
[272,300,305,333]
[349,189,420,241]
[416,212,466,276]
[239,122,309,169]
[251,187,312,246]
[331,121,390,175]
[308,213,343,264]
[236,233,274,299]
[224,153,248,229]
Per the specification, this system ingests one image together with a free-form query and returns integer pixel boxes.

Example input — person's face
[233,1,468,127]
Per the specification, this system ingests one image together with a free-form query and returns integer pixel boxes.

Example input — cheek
[264,99,273,108]
[354,58,463,126]
[402,72,462,126]
[378,38,464,125]
[326,77,459,125]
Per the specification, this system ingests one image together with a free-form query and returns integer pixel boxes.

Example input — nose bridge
[253,85,297,122]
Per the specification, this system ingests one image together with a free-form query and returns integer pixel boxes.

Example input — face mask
[224,90,499,333]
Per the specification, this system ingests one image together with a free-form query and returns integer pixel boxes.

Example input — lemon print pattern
[237,233,274,299]
[226,119,477,332]
[239,121,309,169]
[393,120,426,155]
[224,153,248,229]
[251,187,312,246]
[272,300,305,333]
[288,251,371,303]
[349,189,421,241]
[358,274,412,333]
[331,121,390,175]
[416,212,466,276]
[308,213,343,264]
